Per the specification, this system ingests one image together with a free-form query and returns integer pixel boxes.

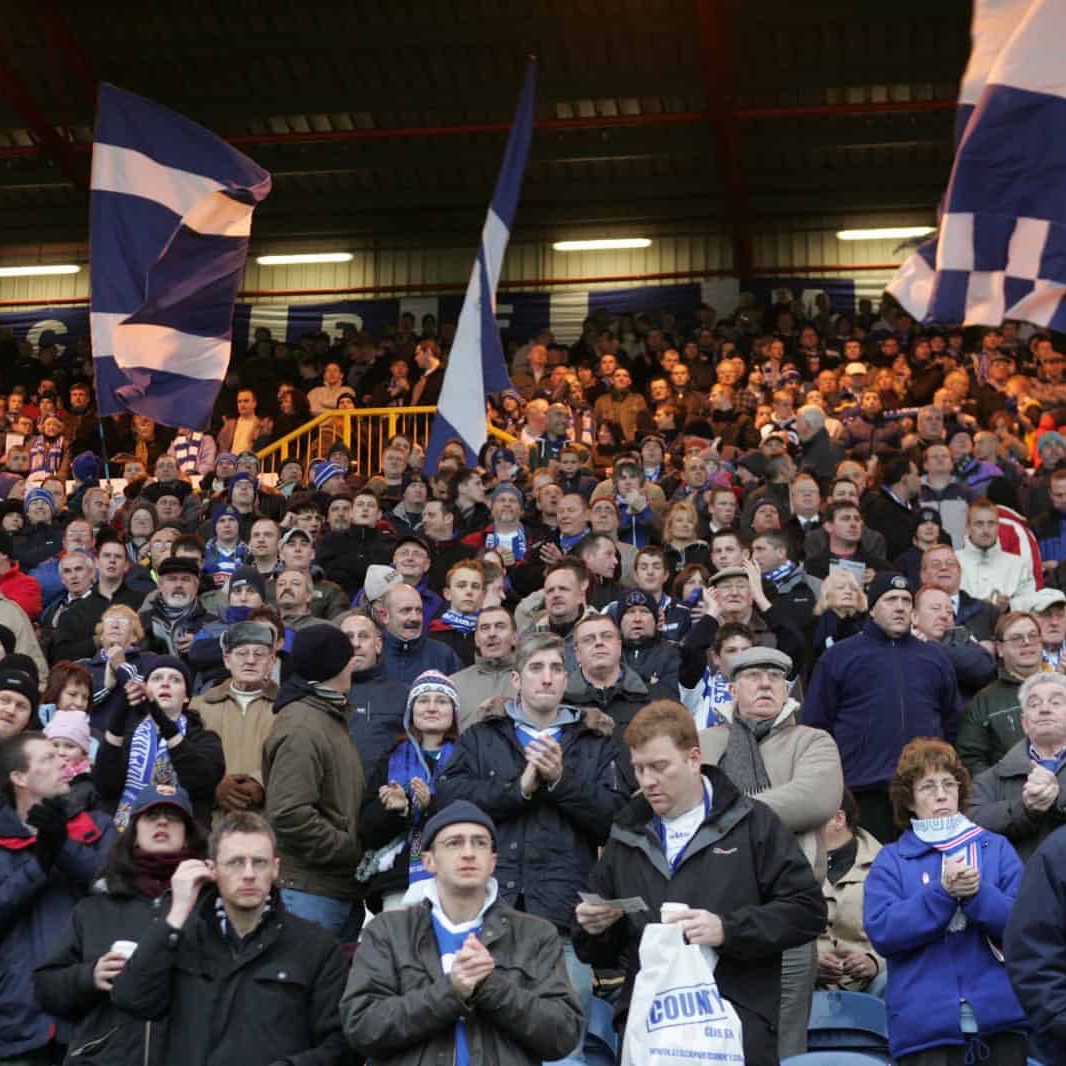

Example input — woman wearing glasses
[35,785,207,1065]
[969,671,1066,862]
[863,738,1028,1065]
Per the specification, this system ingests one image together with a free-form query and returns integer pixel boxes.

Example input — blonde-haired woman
[812,570,868,662]
[79,604,148,734]
[662,500,711,577]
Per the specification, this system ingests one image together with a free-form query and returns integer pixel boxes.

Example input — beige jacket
[699,698,843,881]
[191,679,279,785]
[817,828,885,991]
[0,596,47,684]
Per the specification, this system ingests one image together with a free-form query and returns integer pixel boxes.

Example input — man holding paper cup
[574,700,825,1066]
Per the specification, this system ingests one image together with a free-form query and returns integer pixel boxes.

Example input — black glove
[26,797,69,873]
[148,702,180,741]
[105,694,133,738]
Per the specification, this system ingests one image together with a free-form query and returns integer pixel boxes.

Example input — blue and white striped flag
[90,84,271,429]
[424,60,535,468]
[888,0,1066,328]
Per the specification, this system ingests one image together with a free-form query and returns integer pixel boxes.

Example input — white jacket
[957,537,1036,603]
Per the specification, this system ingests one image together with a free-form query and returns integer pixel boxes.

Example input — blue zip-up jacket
[380,628,464,685]
[802,621,962,791]
[864,827,1026,1060]
[0,801,116,1060]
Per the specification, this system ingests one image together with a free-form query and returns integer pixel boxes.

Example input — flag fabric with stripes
[888,0,1066,329]
[424,60,535,468]
[90,84,271,429]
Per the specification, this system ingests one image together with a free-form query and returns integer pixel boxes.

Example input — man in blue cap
[342,800,582,1064]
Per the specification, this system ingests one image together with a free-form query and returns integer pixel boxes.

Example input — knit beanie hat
[144,654,192,697]
[72,452,102,482]
[0,666,38,712]
[23,487,56,516]
[291,624,352,682]
[228,471,258,498]
[422,800,497,850]
[867,571,911,611]
[44,711,92,754]
[313,462,344,491]
[407,670,460,715]
[212,503,242,532]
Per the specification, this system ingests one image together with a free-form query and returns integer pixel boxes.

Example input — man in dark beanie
[263,623,366,939]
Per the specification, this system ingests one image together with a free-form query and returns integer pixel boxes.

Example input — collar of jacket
[566,664,649,703]
[714,697,799,731]
[180,886,287,970]
[832,829,881,887]
[611,766,752,879]
[473,653,516,675]
[410,896,515,965]
[861,619,913,646]
[351,661,388,685]
[383,628,425,653]
[994,737,1051,778]
[894,827,990,860]
[481,696,614,739]
[199,678,279,705]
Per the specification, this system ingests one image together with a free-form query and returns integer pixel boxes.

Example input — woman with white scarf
[864,738,1028,1065]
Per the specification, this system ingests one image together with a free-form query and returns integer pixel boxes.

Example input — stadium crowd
[6,291,1066,1064]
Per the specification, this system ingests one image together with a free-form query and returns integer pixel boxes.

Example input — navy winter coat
[803,620,962,791]
[380,628,464,685]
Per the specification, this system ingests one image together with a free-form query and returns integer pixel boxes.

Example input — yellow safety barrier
[255,407,516,478]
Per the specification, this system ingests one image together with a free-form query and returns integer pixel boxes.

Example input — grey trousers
[778,939,818,1059]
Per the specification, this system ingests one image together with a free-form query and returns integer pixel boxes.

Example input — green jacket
[955,670,1030,777]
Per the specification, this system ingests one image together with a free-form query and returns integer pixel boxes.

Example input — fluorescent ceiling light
[256,252,353,265]
[835,226,936,241]
[0,264,81,277]
[553,238,652,251]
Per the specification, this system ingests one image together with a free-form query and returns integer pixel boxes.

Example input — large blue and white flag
[425,60,535,468]
[888,0,1066,328]
[90,84,271,429]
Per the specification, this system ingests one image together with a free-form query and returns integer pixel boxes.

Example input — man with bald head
[378,582,463,683]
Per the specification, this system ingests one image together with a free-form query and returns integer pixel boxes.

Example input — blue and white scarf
[386,738,455,883]
[484,524,527,562]
[438,609,478,633]
[911,812,984,932]
[171,432,205,474]
[115,712,188,831]
[765,561,796,588]
[681,669,732,729]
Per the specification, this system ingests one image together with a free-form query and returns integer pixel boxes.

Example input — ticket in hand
[579,891,649,913]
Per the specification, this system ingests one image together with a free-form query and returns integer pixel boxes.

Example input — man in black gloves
[0,728,115,1063]
[93,654,225,830]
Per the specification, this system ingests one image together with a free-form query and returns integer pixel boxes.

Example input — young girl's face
[59,681,90,712]
[129,510,154,538]
[51,736,87,768]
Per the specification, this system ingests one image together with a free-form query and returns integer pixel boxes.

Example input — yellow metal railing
[255,407,516,477]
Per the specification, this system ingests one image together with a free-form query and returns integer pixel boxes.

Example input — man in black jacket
[574,700,826,1066]
[111,811,349,1066]
[436,633,627,1055]
[316,488,397,599]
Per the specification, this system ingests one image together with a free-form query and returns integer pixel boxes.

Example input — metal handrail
[255,407,516,476]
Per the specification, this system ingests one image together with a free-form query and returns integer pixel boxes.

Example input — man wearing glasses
[112,810,350,1065]
[342,800,582,1064]
[192,621,277,824]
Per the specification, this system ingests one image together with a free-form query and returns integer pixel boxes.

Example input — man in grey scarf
[699,646,843,1060]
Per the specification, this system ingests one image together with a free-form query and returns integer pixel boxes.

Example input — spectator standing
[450,605,519,732]
[574,701,826,1065]
[110,811,350,1065]
[341,801,582,1064]
[379,583,464,683]
[863,739,1028,1065]
[263,624,365,937]
[803,572,962,841]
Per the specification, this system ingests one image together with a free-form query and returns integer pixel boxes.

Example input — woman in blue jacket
[864,738,1028,1064]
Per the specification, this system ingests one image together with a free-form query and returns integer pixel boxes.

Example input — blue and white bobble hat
[407,670,460,713]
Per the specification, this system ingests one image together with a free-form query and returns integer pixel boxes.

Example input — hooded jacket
[802,620,962,791]
[699,697,843,881]
[0,801,115,1060]
[264,678,365,900]
[436,699,626,931]
[572,768,826,1066]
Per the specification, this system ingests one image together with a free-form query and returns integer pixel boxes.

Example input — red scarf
[132,846,198,899]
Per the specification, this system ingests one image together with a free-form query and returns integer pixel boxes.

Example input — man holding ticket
[574,699,825,1066]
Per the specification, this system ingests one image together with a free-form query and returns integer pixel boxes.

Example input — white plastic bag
[621,923,745,1065]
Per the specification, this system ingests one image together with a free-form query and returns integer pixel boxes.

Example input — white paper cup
[660,902,688,924]
[111,940,138,958]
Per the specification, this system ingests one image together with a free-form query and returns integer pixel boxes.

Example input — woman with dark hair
[271,385,311,440]
[590,420,625,472]
[39,661,94,726]
[863,739,1028,1064]
[356,670,459,912]
[34,785,208,1065]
